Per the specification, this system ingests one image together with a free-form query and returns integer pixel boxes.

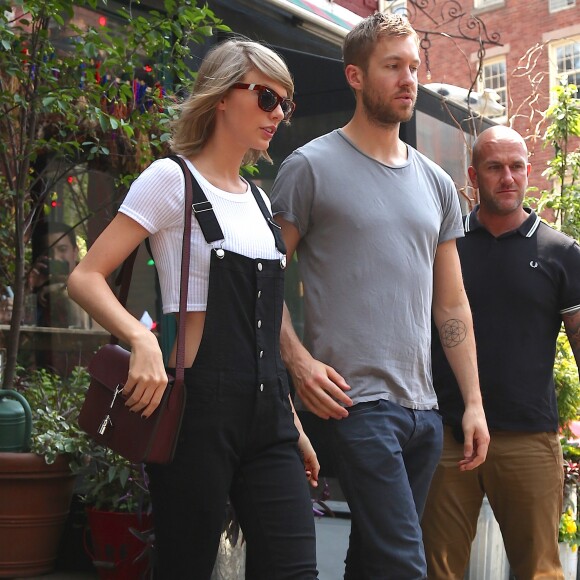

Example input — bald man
[422,126,580,579]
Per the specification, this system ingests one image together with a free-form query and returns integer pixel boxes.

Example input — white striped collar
[464,206,540,238]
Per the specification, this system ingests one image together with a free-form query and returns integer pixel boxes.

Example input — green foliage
[77,446,151,514]
[555,332,580,434]
[0,0,228,389]
[535,83,580,240]
[559,507,580,548]
[559,442,580,547]
[13,365,150,513]
[0,0,235,527]
[531,83,580,432]
[14,364,150,513]
[0,0,227,172]
[14,365,92,466]
[562,439,580,462]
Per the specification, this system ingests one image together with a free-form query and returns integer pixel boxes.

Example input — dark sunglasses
[231,83,296,121]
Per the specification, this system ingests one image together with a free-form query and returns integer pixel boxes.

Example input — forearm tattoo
[439,319,467,348]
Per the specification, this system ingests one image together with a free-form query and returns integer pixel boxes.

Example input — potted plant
[558,443,580,579]
[77,446,154,580]
[559,506,580,579]
[0,365,92,577]
[77,446,246,580]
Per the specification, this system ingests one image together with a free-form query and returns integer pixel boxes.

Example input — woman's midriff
[167,310,206,368]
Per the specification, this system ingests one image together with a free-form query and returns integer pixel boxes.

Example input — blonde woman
[68,38,319,579]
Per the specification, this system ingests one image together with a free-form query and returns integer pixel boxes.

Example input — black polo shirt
[432,207,580,432]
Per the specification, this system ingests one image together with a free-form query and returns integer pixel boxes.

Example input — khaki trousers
[422,425,564,580]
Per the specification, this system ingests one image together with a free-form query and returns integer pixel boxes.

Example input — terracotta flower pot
[0,452,75,578]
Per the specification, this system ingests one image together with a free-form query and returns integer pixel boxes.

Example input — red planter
[85,507,154,579]
[0,452,75,578]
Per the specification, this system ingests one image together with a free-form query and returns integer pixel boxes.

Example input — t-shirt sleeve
[560,240,580,314]
[270,151,315,238]
[438,176,464,245]
[119,158,185,234]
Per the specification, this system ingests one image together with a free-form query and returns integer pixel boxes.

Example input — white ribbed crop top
[119,157,281,313]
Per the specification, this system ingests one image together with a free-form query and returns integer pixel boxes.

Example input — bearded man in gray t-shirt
[271,13,489,580]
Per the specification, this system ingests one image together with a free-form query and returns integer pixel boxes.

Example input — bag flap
[88,344,130,391]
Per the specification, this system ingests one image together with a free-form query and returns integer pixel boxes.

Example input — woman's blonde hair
[170,37,294,166]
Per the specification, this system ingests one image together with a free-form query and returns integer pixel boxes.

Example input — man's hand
[290,352,353,420]
[275,219,353,420]
[458,405,490,471]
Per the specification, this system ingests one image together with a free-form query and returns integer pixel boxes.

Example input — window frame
[383,0,408,16]
[473,0,505,10]
[549,37,580,99]
[549,0,576,14]
[478,55,508,118]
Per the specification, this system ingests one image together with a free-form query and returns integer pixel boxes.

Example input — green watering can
[0,389,32,452]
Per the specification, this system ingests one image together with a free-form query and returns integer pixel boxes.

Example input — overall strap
[168,155,286,256]
[167,155,224,244]
[248,180,287,256]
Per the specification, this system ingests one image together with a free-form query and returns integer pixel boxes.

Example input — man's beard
[362,86,416,126]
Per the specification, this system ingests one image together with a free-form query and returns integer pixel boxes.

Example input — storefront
[5,0,495,381]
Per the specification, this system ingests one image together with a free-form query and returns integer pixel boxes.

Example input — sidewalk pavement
[315,513,350,579]
[18,504,351,580]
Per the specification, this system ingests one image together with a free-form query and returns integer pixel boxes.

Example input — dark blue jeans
[330,399,443,580]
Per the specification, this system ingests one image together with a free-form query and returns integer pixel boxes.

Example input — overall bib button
[257,262,263,271]
[280,255,287,269]
[215,248,225,259]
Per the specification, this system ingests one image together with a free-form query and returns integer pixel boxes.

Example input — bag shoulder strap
[111,156,195,390]
[169,155,194,387]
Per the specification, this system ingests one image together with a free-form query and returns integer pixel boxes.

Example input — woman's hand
[288,394,320,487]
[123,331,169,418]
[298,430,320,488]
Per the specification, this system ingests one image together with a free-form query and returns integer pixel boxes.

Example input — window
[416,110,473,213]
[479,57,508,118]
[551,39,580,97]
[549,0,576,13]
[473,0,504,9]
[383,0,407,16]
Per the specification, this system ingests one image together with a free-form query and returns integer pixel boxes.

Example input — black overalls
[146,166,318,580]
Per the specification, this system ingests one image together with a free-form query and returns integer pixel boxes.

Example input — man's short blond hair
[343,12,419,72]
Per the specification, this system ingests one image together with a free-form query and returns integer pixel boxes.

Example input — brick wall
[335,0,580,198]
[338,0,375,17]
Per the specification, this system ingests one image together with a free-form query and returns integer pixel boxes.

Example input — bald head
[472,126,528,169]
[468,126,531,226]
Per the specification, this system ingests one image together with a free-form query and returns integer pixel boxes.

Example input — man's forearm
[434,309,482,407]
[281,302,309,372]
[563,309,580,370]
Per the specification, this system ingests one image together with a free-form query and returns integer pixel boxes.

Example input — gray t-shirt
[271,129,464,410]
